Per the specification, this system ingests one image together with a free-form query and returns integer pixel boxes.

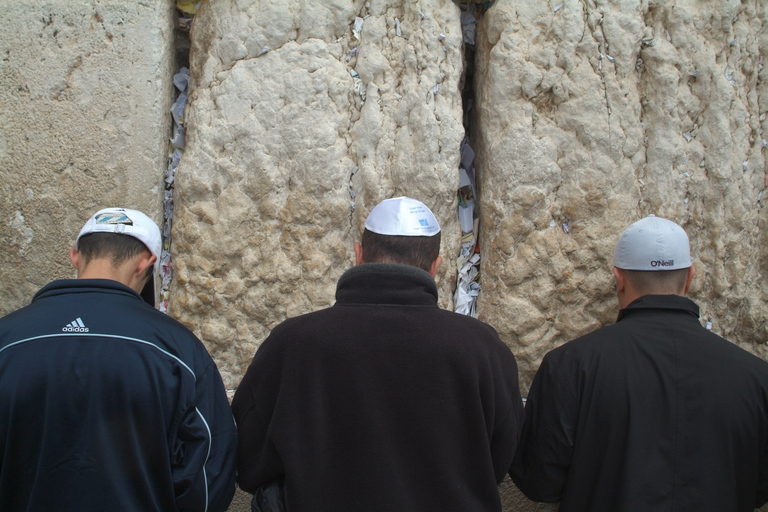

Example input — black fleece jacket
[512,294,768,512]
[232,263,525,512]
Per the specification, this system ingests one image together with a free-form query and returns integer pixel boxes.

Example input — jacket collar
[617,294,700,322]
[335,263,438,306]
[33,279,143,303]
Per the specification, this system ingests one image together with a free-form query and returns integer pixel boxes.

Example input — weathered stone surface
[0,1,764,511]
[0,0,175,316]
[475,0,768,392]
[171,0,464,388]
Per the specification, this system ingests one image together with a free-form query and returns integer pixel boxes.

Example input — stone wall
[1,1,767,510]
[170,0,768,393]
[2,0,763,397]
[0,0,176,315]
[475,0,768,392]
[170,0,464,389]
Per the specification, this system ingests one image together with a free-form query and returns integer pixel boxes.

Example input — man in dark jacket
[0,207,237,512]
[232,197,525,512]
[511,215,768,512]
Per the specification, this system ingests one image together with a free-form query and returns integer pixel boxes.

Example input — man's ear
[428,256,442,278]
[70,248,82,272]
[683,265,695,295]
[136,253,157,281]
[613,267,636,309]
[354,242,364,266]
[613,266,625,294]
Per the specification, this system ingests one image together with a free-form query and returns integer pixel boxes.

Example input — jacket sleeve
[173,358,238,512]
[230,347,284,494]
[509,352,576,503]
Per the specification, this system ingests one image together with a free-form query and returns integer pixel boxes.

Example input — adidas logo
[62,317,89,333]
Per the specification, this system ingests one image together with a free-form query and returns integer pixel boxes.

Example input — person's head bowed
[355,197,442,277]
[71,207,161,306]
[612,215,695,308]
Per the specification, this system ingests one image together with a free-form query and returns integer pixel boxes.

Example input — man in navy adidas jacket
[0,207,237,512]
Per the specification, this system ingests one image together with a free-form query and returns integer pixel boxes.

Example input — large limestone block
[475,0,768,390]
[171,0,464,388]
[0,0,175,316]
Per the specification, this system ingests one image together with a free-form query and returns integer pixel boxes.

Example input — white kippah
[364,197,440,236]
[613,215,692,271]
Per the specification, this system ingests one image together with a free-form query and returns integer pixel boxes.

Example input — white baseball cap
[613,215,692,271]
[365,197,440,236]
[77,208,162,306]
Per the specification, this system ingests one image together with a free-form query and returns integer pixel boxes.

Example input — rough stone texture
[228,487,253,512]
[475,0,768,393]
[171,0,464,389]
[0,0,175,316]
[0,1,762,511]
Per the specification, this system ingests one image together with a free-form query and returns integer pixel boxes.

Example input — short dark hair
[622,268,690,296]
[360,228,441,273]
[77,233,153,280]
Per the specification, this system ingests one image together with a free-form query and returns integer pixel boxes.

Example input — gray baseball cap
[613,215,692,271]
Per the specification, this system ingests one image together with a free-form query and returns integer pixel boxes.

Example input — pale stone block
[475,0,768,391]
[171,0,464,389]
[0,0,175,315]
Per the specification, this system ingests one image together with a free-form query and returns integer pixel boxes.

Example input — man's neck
[76,258,145,294]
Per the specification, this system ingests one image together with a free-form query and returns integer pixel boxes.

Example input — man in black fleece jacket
[232,196,525,512]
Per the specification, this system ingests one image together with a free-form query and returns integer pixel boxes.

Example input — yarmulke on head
[364,197,440,237]
[613,215,692,271]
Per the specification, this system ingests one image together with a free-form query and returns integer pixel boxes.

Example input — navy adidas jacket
[0,279,237,512]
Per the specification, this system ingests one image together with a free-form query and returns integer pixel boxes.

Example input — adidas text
[62,318,89,333]
[62,326,90,332]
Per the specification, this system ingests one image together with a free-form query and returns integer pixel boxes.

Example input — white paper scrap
[173,67,190,92]
[353,17,364,40]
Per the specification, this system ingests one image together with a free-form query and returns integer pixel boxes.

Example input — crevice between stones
[158,4,195,314]
[451,0,492,318]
